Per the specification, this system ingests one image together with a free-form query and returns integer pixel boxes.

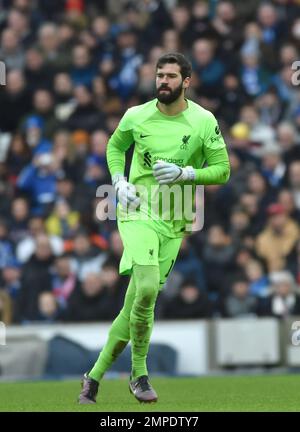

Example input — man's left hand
[152,160,195,185]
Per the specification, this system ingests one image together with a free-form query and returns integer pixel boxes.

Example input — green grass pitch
[0,375,300,412]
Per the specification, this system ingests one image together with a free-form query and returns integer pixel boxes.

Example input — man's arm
[194,146,230,185]
[194,112,230,185]
[106,110,140,209]
[106,127,134,176]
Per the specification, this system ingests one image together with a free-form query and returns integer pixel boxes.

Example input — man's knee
[133,265,160,307]
[138,285,157,306]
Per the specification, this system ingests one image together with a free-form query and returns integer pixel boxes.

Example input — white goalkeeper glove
[112,174,140,210]
[153,160,195,185]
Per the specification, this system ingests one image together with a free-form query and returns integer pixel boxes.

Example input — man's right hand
[112,174,140,211]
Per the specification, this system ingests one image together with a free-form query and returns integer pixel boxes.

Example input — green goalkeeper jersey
[106,98,230,238]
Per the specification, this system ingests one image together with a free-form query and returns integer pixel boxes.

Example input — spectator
[287,161,300,210]
[38,22,72,71]
[24,88,61,139]
[192,38,226,98]
[83,154,109,188]
[226,150,255,197]
[63,272,117,322]
[0,258,22,300]
[212,1,243,63]
[244,259,270,298]
[5,134,32,180]
[20,115,46,153]
[278,189,300,223]
[6,8,35,49]
[69,230,107,281]
[51,255,79,309]
[66,85,106,132]
[260,147,286,188]
[107,229,123,264]
[189,0,216,43]
[90,129,108,166]
[222,275,257,317]
[55,175,84,211]
[36,291,60,323]
[0,219,15,270]
[0,28,25,70]
[17,151,59,215]
[255,88,284,128]
[201,225,236,296]
[169,5,191,50]
[247,171,278,213]
[137,63,156,103]
[9,196,30,245]
[24,47,54,94]
[16,233,55,322]
[219,74,248,127]
[100,257,126,312]
[240,44,270,98]
[91,15,114,61]
[36,291,59,324]
[109,30,143,102]
[240,22,261,70]
[0,69,31,132]
[0,290,13,325]
[173,236,207,292]
[239,192,265,236]
[45,199,80,239]
[279,43,298,69]
[52,130,82,181]
[228,206,251,245]
[272,65,298,112]
[239,104,276,156]
[277,122,300,167]
[53,74,75,122]
[0,167,14,221]
[161,279,212,320]
[257,271,300,318]
[16,215,63,263]
[71,44,97,87]
[256,203,300,271]
[82,195,115,246]
[257,3,286,71]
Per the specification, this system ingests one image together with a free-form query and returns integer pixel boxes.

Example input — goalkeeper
[78,52,230,404]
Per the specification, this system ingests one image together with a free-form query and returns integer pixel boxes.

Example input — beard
[156,81,184,105]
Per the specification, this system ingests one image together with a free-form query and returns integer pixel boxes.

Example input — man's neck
[157,97,188,116]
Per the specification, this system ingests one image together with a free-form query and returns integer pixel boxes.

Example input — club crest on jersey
[180,135,191,150]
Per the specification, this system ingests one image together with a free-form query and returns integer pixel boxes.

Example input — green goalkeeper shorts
[118,219,183,287]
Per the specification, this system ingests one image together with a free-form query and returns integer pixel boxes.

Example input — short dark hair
[156,52,192,80]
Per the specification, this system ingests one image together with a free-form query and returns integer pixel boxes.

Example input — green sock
[89,265,160,382]
[88,276,136,382]
[130,264,160,380]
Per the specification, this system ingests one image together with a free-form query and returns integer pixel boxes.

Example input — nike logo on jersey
[140,134,151,138]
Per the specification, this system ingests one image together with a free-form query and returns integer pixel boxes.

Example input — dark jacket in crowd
[16,253,54,322]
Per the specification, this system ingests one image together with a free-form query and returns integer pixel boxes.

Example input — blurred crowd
[0,0,300,324]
